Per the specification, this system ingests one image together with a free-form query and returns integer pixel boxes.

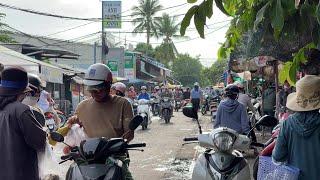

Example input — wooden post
[274,60,279,118]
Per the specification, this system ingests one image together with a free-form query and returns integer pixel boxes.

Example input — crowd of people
[0,57,320,179]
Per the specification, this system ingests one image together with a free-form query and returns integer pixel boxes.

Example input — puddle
[155,158,193,180]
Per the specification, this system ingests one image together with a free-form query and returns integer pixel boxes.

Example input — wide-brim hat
[0,66,33,96]
[286,75,320,112]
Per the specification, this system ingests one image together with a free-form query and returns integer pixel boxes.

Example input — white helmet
[84,63,113,86]
[113,82,126,94]
[233,81,244,89]
[141,86,147,90]
[194,82,199,86]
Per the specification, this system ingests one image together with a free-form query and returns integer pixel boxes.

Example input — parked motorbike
[137,99,151,130]
[182,107,276,180]
[174,98,182,112]
[161,97,172,124]
[209,95,220,119]
[150,96,160,116]
[50,116,146,180]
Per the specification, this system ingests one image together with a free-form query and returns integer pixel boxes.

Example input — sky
[0,0,230,67]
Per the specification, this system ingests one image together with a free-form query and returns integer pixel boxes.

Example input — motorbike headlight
[212,132,236,152]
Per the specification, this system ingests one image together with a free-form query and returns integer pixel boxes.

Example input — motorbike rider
[138,86,150,100]
[127,86,137,101]
[67,63,134,180]
[160,85,174,116]
[214,84,250,134]
[151,86,161,113]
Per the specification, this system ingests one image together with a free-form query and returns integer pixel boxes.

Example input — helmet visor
[83,79,104,86]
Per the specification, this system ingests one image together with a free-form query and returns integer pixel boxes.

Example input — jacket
[272,111,320,180]
[0,101,46,180]
[138,93,150,100]
[214,98,250,134]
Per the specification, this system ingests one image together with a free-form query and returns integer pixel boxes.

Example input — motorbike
[44,111,57,132]
[161,97,172,124]
[50,115,146,180]
[132,100,138,116]
[209,95,220,119]
[174,98,182,112]
[201,95,210,115]
[150,96,160,116]
[182,107,276,180]
[137,99,151,130]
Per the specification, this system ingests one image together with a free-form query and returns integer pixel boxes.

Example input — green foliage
[154,43,176,67]
[131,0,162,45]
[134,43,155,57]
[0,13,14,43]
[172,54,202,86]
[200,58,228,86]
[279,43,316,86]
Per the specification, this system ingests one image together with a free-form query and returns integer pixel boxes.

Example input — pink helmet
[113,82,126,94]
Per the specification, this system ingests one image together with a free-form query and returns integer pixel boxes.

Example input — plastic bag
[38,142,61,180]
[64,124,88,147]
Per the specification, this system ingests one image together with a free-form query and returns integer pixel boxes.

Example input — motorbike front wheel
[163,109,171,124]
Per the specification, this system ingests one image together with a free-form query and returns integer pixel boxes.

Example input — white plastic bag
[38,142,61,179]
[64,124,88,147]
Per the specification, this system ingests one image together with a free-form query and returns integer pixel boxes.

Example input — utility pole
[101,32,106,64]
[93,42,97,64]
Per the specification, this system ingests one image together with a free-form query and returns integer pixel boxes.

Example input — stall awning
[0,45,64,84]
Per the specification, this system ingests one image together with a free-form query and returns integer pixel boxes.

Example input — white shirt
[37,90,50,112]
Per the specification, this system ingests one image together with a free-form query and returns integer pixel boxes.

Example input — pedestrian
[262,83,276,116]
[67,63,134,179]
[0,66,46,180]
[234,81,255,113]
[190,82,203,119]
[214,84,250,134]
[272,75,320,180]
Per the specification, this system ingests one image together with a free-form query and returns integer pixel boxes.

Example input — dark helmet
[225,84,239,96]
[28,74,43,92]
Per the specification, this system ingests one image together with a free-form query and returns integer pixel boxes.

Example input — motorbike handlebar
[126,143,147,148]
[61,154,72,160]
[183,137,198,141]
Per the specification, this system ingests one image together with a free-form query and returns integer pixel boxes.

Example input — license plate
[46,118,55,126]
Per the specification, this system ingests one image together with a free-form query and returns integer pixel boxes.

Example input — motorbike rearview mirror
[182,106,198,119]
[50,132,64,142]
[182,106,202,134]
[129,115,143,131]
[256,115,278,128]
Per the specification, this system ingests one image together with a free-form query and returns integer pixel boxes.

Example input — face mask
[22,96,39,106]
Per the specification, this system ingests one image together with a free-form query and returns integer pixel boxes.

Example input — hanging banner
[124,52,135,80]
[102,1,122,29]
[107,60,119,77]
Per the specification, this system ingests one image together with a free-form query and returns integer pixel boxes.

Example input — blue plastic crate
[257,156,300,180]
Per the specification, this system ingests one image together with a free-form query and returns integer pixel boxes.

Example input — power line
[0,2,186,21]
[45,21,97,37]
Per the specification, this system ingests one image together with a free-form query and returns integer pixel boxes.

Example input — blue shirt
[138,93,150,100]
[191,89,203,99]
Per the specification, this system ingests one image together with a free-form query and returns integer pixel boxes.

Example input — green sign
[102,1,122,29]
[107,61,118,71]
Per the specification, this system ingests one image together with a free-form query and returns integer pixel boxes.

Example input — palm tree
[155,13,183,65]
[131,0,162,45]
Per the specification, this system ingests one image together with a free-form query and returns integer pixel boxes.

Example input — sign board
[40,66,63,84]
[124,52,135,79]
[107,61,119,77]
[102,1,122,29]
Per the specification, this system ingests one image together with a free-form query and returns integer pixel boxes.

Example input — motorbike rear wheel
[141,116,148,130]
[201,106,207,115]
